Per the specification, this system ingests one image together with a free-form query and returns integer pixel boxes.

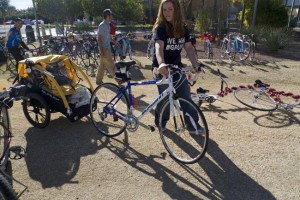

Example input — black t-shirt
[152,24,190,67]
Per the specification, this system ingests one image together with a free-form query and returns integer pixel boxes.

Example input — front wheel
[0,173,18,200]
[158,97,209,164]
[22,93,51,128]
[90,83,129,137]
[234,88,278,111]
[0,106,10,160]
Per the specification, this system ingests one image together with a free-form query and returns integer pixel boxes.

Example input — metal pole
[251,0,259,29]
[32,0,42,46]
[288,0,296,27]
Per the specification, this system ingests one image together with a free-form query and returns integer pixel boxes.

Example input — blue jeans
[154,72,200,131]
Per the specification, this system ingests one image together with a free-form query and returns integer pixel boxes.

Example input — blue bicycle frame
[102,77,173,124]
[233,36,245,53]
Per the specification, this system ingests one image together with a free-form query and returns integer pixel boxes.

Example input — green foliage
[255,26,293,51]
[0,0,9,16]
[185,20,195,33]
[195,9,211,33]
[93,16,102,26]
[236,0,288,28]
[111,0,143,23]
[74,21,93,34]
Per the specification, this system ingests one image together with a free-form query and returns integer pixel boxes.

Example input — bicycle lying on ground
[90,61,209,164]
[234,80,300,112]
[188,68,227,107]
[0,85,27,200]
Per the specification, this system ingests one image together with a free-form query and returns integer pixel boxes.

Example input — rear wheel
[90,83,129,137]
[238,41,250,61]
[158,97,209,164]
[249,42,255,61]
[234,88,278,111]
[22,93,51,128]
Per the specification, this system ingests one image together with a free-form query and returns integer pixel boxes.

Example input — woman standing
[152,0,204,134]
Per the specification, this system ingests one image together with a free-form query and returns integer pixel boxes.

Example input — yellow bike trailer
[17,55,96,128]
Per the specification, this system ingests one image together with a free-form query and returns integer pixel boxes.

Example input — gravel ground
[0,36,299,200]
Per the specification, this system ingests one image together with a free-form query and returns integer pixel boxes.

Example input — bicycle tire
[249,42,255,61]
[234,88,278,111]
[238,41,250,61]
[90,83,130,137]
[86,64,97,77]
[209,46,213,62]
[22,93,51,128]
[158,97,209,164]
[0,106,10,161]
[220,40,228,58]
[0,173,18,200]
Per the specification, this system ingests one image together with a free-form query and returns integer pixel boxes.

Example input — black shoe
[96,81,103,85]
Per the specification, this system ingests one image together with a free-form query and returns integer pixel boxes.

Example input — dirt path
[1,41,300,200]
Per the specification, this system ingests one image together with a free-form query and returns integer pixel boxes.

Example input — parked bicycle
[247,34,256,61]
[144,33,154,59]
[234,80,300,112]
[220,33,250,61]
[90,61,209,164]
[0,85,27,200]
[112,33,135,61]
[201,32,213,62]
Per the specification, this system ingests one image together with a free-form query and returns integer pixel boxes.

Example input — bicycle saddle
[115,61,136,70]
[255,79,270,88]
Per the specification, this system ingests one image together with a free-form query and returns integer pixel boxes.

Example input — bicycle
[220,33,250,61]
[89,61,209,164]
[0,85,27,200]
[112,33,134,61]
[201,32,213,62]
[189,68,227,107]
[234,80,300,112]
[247,34,256,61]
[144,33,154,59]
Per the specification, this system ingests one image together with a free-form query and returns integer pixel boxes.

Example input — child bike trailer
[17,54,96,128]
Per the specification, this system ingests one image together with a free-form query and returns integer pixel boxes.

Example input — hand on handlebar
[158,63,169,76]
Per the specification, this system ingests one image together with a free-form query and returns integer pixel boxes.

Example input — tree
[111,0,143,24]
[233,0,288,28]
[63,0,83,23]
[0,0,9,22]
[36,0,66,22]
[81,0,110,19]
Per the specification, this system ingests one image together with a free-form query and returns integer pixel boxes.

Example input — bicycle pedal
[9,146,26,159]
[113,114,118,122]
[196,87,210,94]
[148,125,155,132]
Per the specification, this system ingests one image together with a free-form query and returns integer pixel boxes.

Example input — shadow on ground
[102,132,275,199]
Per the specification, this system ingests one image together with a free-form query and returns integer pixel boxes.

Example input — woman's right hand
[158,63,168,76]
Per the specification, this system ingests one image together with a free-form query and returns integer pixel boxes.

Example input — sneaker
[115,78,125,86]
[188,126,205,135]
[96,81,103,85]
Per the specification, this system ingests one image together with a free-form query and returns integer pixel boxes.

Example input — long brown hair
[152,0,184,38]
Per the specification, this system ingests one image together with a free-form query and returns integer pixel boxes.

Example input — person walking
[96,9,121,85]
[6,18,29,72]
[152,0,204,133]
